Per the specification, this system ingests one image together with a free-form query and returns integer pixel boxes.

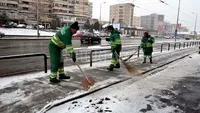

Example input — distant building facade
[110,3,134,26]
[141,13,164,31]
[0,0,92,28]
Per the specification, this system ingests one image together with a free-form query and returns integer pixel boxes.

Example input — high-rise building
[53,0,92,26]
[141,13,164,31]
[109,3,134,26]
[133,16,141,27]
[0,0,92,27]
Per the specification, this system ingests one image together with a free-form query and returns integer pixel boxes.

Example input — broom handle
[68,57,92,84]
[47,55,91,84]
[123,50,138,62]
[114,51,126,64]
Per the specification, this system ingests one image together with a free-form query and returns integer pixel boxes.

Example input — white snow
[0,60,110,89]
[0,28,55,36]
[45,53,200,113]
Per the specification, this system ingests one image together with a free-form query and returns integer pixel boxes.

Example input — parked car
[185,37,190,40]
[34,25,45,29]
[26,25,33,29]
[17,24,26,28]
[0,32,5,38]
[80,32,101,44]
[38,25,44,29]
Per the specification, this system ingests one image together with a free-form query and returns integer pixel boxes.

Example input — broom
[114,51,139,75]
[123,50,139,62]
[47,55,95,90]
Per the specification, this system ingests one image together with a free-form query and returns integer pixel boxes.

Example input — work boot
[142,58,146,64]
[50,77,60,83]
[59,74,70,79]
[114,63,120,68]
[150,58,153,64]
[107,64,114,71]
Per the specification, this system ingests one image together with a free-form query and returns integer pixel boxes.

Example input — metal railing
[0,53,47,73]
[89,41,200,67]
[90,48,111,67]
[90,46,141,67]
[161,43,170,53]
[174,42,181,50]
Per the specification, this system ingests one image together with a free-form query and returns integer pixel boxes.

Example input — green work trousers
[49,42,64,79]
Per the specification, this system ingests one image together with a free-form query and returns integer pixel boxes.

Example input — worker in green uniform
[49,21,79,83]
[140,32,155,64]
[105,25,122,71]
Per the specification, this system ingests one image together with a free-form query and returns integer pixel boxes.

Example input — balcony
[18,4,32,8]
[2,0,18,5]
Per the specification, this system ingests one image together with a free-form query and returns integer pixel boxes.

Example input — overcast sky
[89,0,199,32]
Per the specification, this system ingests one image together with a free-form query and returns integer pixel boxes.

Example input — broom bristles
[123,62,139,75]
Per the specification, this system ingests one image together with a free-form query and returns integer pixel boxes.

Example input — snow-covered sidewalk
[0,47,198,113]
[46,53,200,113]
[0,28,55,36]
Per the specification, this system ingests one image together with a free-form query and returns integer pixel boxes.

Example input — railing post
[138,46,140,57]
[161,44,163,53]
[187,42,189,47]
[174,43,176,50]
[168,43,170,51]
[90,50,93,67]
[179,42,181,49]
[183,42,185,48]
[199,47,200,54]
[44,54,47,73]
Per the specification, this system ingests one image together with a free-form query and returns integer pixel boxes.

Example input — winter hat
[144,31,149,35]
[70,21,79,30]
[107,25,114,30]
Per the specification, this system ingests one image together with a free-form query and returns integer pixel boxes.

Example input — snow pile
[0,28,55,36]
[45,54,200,113]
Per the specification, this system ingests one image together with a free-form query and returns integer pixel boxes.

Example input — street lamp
[192,12,198,39]
[99,2,106,32]
[174,0,181,42]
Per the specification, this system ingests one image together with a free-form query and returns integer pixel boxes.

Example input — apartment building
[141,13,164,31]
[53,0,92,26]
[110,3,134,26]
[133,16,141,27]
[0,0,92,27]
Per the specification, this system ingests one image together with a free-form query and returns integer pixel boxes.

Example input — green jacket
[140,35,155,53]
[109,30,122,51]
[51,26,74,53]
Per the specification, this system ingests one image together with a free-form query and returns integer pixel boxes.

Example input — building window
[119,15,123,18]
[69,6,74,8]
[76,1,79,4]
[63,5,68,8]
[119,19,123,22]
[22,1,29,4]
[119,6,123,8]
[119,12,123,14]
[69,11,73,13]
[22,7,28,10]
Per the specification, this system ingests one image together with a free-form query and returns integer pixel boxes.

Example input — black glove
[70,52,76,62]
[105,38,110,41]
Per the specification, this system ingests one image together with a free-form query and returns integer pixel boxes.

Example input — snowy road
[0,46,198,113]
[46,53,200,113]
